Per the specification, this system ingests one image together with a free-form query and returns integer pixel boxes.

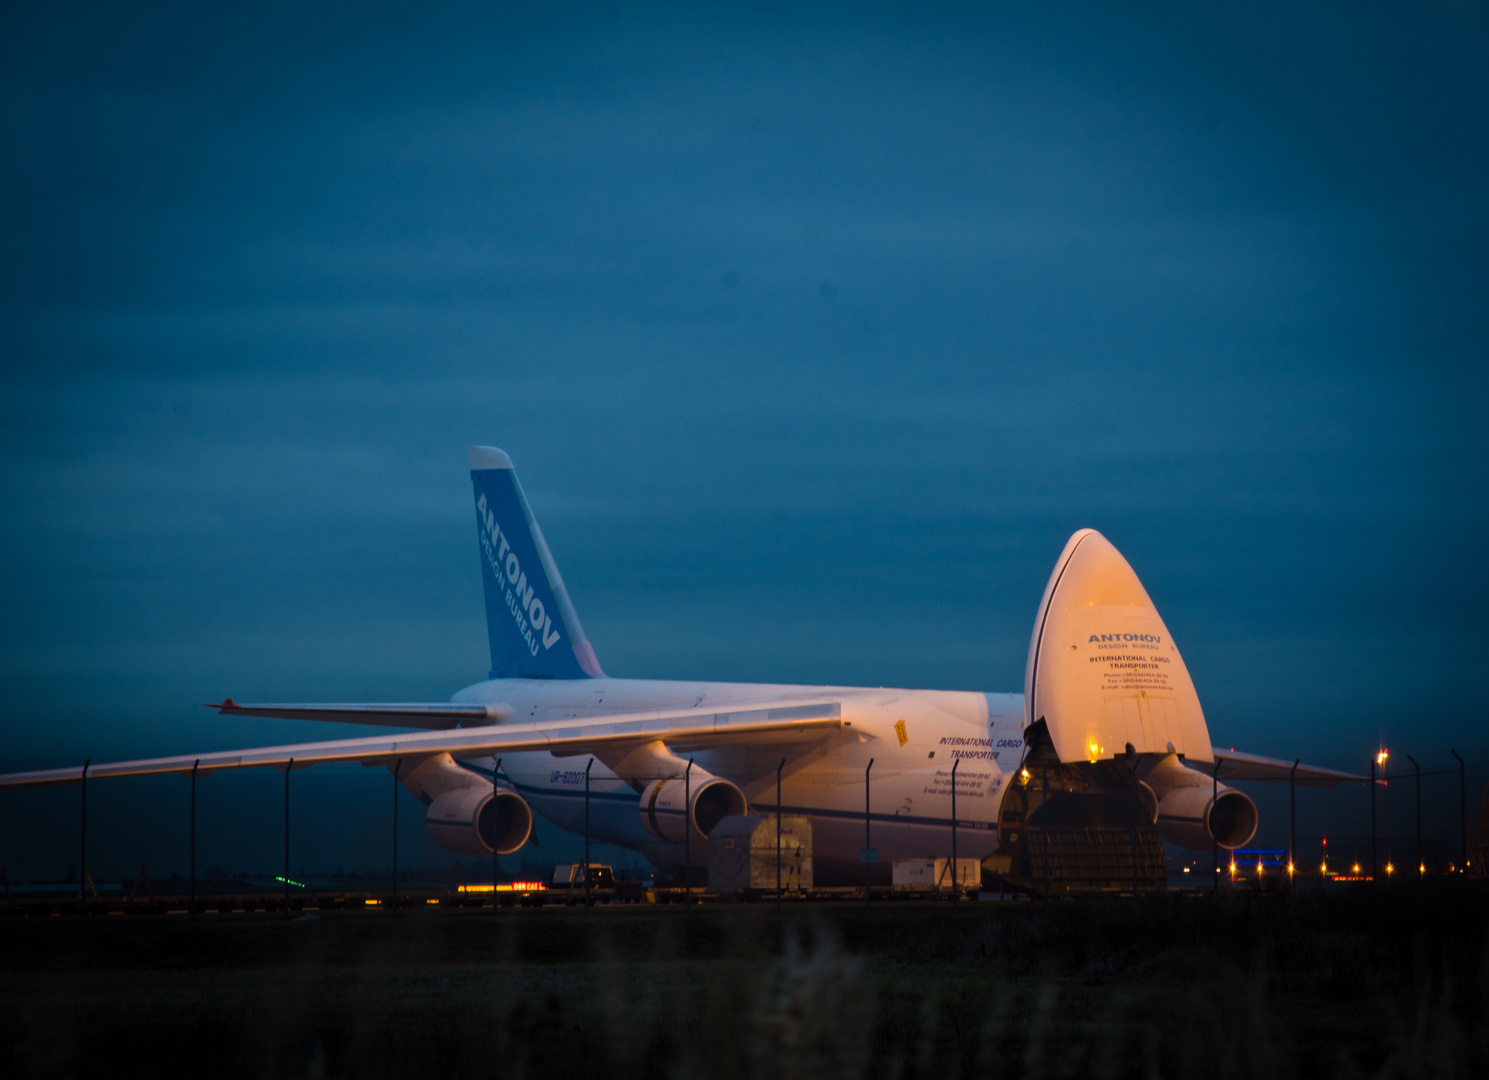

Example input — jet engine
[425,787,534,857]
[638,768,748,844]
[1154,784,1257,850]
[1144,753,1257,850]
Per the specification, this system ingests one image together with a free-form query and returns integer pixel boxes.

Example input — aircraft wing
[1200,747,1367,787]
[205,699,512,729]
[0,702,843,789]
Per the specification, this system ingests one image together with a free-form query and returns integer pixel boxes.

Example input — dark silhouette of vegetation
[1,884,1484,1078]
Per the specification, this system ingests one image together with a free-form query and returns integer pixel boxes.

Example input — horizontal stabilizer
[1202,748,1366,787]
[206,699,511,729]
[0,702,843,789]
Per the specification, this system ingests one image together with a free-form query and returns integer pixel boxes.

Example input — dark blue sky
[2,2,1485,879]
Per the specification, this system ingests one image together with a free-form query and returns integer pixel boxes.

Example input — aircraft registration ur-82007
[0,447,1363,894]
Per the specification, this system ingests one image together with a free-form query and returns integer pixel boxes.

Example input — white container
[892,857,980,891]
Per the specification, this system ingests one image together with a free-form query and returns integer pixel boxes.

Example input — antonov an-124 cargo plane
[1,448,1362,893]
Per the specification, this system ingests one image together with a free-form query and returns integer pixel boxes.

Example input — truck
[547,863,616,905]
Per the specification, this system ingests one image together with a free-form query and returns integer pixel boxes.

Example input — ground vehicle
[547,863,615,904]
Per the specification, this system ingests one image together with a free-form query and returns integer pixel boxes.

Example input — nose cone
[1024,530,1212,765]
[1046,530,1154,609]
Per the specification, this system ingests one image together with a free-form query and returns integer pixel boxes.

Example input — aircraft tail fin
[469,447,603,680]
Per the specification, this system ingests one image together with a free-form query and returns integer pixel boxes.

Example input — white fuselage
[450,677,1026,881]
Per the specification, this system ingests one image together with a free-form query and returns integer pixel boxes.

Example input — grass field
[2,885,1485,1079]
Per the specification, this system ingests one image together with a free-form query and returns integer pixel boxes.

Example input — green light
[275,875,306,889]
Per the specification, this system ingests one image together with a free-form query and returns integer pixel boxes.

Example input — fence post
[864,759,874,907]
[490,757,501,913]
[79,759,89,916]
[190,759,199,920]
[1451,750,1466,871]
[1125,744,1140,896]
[683,759,694,912]
[1212,760,1221,896]
[951,757,960,906]
[584,757,593,909]
[1289,759,1299,887]
[391,759,401,915]
[776,758,785,911]
[284,758,293,918]
[1406,755,1421,876]
[1370,755,1378,884]
[1041,759,1050,900]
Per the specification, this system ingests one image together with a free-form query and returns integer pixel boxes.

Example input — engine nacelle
[1155,785,1258,851]
[425,787,534,857]
[639,769,748,844]
[1144,755,1257,851]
